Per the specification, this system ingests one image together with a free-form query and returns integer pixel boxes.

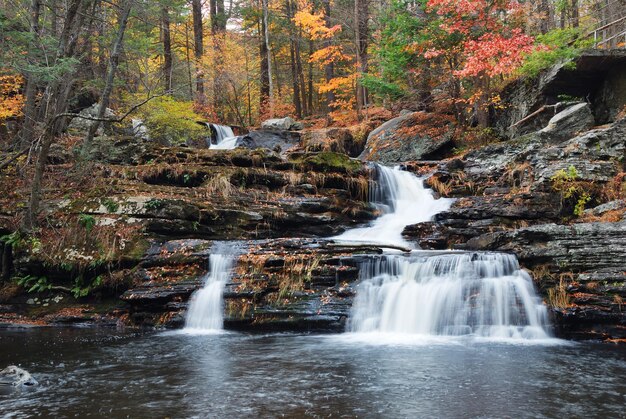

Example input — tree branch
[53,93,166,124]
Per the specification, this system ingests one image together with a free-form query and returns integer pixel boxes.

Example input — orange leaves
[0,73,25,120]
[293,9,341,40]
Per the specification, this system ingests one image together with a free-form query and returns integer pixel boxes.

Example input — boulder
[74,135,152,165]
[237,130,301,152]
[359,112,456,164]
[301,127,365,157]
[261,117,303,131]
[0,366,38,388]
[584,200,626,216]
[131,119,150,141]
[67,103,116,135]
[539,102,595,141]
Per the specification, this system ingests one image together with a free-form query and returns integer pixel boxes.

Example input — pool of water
[1,328,625,418]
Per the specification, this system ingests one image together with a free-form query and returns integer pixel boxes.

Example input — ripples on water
[1,328,625,418]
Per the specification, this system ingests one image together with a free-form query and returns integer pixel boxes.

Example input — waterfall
[208,124,238,150]
[184,248,236,332]
[334,165,453,248]
[348,252,551,339]
[338,165,552,341]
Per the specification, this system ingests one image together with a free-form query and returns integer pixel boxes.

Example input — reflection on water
[1,328,625,418]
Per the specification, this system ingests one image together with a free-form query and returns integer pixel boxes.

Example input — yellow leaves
[309,45,349,66]
[0,73,25,120]
[318,74,355,94]
[293,9,341,40]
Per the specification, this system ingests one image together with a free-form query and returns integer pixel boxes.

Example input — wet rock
[0,366,38,388]
[405,193,561,249]
[359,111,456,163]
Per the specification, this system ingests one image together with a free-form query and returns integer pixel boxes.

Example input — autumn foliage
[0,73,24,120]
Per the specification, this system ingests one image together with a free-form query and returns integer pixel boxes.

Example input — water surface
[1,328,625,418]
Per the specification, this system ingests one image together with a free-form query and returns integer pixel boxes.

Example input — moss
[291,152,362,174]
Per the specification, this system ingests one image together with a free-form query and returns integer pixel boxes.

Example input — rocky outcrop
[405,192,561,249]
[121,238,385,331]
[359,111,457,163]
[464,222,626,340]
[496,50,626,137]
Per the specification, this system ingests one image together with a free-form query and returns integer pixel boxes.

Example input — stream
[1,328,625,418]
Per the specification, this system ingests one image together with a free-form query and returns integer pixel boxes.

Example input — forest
[1,0,623,234]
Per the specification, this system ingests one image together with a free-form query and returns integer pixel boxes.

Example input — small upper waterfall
[348,252,551,340]
[334,165,453,248]
[208,124,238,150]
[184,246,236,332]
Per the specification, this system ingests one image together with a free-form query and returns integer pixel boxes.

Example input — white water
[334,165,452,248]
[184,251,235,333]
[348,253,551,340]
[336,164,552,341]
[208,124,238,150]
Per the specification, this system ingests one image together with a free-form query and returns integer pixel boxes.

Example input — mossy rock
[290,152,362,174]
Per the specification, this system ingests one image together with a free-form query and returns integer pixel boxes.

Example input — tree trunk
[355,0,369,112]
[322,0,335,110]
[18,0,42,149]
[22,0,86,232]
[82,0,132,154]
[571,0,579,28]
[259,9,270,109]
[192,0,205,101]
[289,42,301,118]
[162,6,173,93]
[539,0,551,34]
[295,36,307,116]
[307,40,314,113]
[263,0,274,116]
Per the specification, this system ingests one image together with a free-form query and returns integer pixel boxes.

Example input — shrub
[519,28,593,78]
[135,96,206,145]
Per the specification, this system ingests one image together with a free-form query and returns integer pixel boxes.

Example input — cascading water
[348,252,551,339]
[338,164,552,340]
[334,165,452,248]
[184,247,236,332]
[208,124,238,150]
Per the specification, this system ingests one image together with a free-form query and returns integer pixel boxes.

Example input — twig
[0,148,29,171]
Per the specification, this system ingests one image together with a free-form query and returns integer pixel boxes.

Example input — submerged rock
[0,366,38,388]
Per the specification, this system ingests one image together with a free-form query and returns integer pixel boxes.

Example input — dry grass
[547,274,572,309]
[426,175,452,196]
[203,174,233,199]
